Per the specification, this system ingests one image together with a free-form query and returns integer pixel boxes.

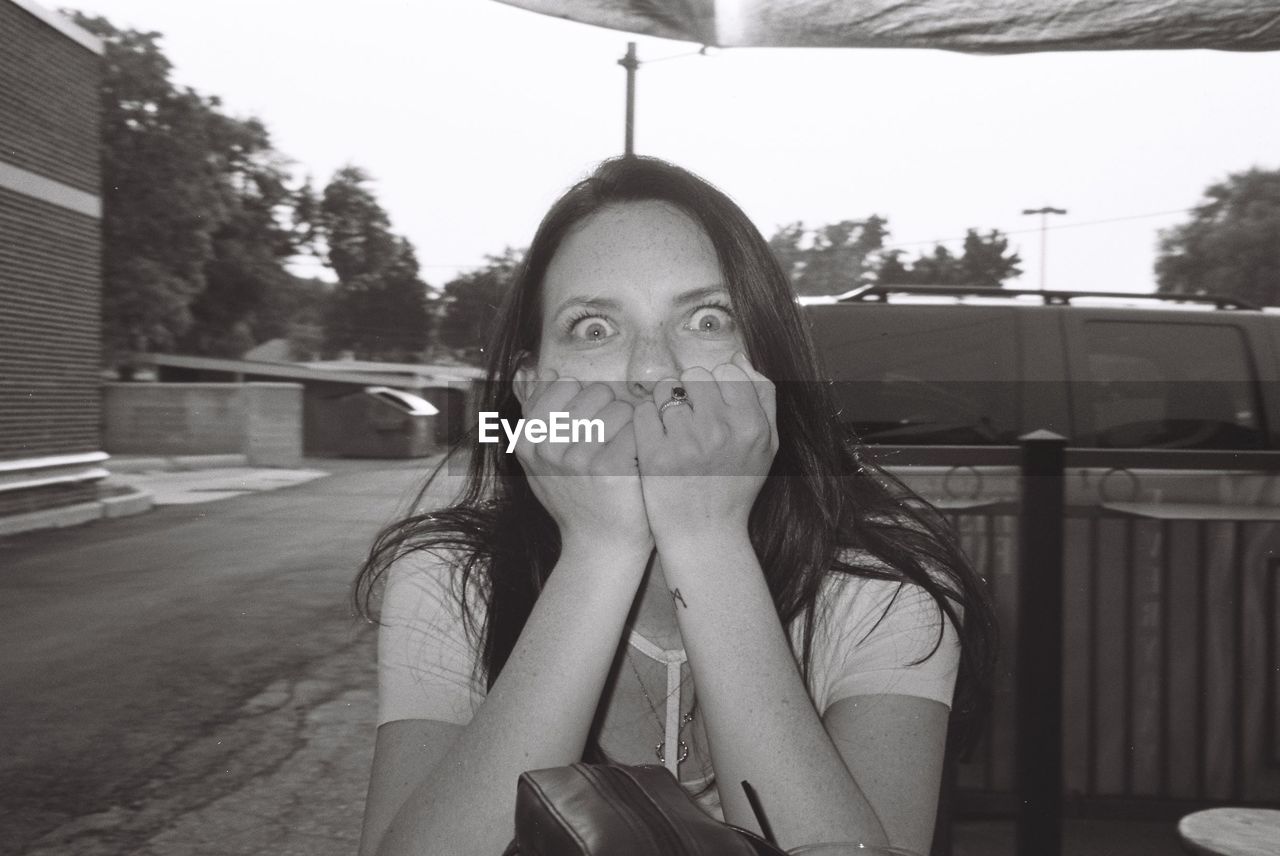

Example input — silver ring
[658,397,689,416]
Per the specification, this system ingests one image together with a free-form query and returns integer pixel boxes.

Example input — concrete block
[104,383,244,456]
[244,384,303,467]
[104,383,304,467]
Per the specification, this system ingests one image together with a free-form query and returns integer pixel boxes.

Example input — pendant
[655,739,689,765]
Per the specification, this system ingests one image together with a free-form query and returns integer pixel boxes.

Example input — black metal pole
[618,42,638,156]
[1016,429,1068,856]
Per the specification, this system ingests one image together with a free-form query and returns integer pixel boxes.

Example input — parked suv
[801,285,1280,508]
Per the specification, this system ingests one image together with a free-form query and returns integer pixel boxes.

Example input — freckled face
[535,201,746,404]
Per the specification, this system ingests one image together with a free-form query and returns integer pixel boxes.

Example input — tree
[178,117,314,356]
[768,217,888,296]
[767,221,808,284]
[960,229,1022,287]
[73,15,221,361]
[436,249,525,363]
[72,14,317,364]
[1156,168,1280,307]
[876,250,913,285]
[254,276,327,360]
[317,167,431,360]
[875,229,1021,287]
[906,245,965,285]
[769,218,1020,293]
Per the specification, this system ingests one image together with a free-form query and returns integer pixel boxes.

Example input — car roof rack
[830,284,1260,310]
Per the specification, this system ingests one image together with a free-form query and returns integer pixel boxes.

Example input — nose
[625,330,680,400]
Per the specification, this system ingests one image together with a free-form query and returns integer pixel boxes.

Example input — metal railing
[920,434,1280,856]
[823,284,1262,310]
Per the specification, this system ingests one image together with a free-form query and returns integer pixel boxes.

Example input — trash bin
[338,386,439,458]
[417,385,469,445]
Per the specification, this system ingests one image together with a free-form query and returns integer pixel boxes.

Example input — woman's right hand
[513,368,652,557]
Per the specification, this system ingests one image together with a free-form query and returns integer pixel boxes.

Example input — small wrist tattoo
[670,588,687,609]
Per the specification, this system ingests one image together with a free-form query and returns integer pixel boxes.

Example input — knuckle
[582,381,613,402]
[712,365,737,385]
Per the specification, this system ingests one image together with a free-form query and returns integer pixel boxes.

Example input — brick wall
[0,0,100,193]
[0,0,103,523]
[0,187,102,459]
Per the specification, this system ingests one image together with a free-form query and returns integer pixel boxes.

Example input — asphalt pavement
[0,455,462,856]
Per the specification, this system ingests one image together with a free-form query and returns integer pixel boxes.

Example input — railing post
[1016,429,1068,856]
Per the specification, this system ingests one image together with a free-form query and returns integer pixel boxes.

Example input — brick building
[0,1,106,520]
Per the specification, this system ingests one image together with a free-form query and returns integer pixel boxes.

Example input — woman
[355,156,996,856]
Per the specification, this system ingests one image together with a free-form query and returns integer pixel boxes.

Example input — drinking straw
[740,780,778,846]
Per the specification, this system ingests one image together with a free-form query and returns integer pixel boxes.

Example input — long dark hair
[355,156,997,752]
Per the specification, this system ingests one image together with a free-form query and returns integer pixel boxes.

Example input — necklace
[626,651,694,766]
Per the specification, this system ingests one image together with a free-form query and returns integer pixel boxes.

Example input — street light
[618,42,639,156]
[616,42,709,157]
[1022,206,1068,290]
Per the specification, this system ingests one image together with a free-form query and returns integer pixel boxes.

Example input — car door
[1058,307,1280,506]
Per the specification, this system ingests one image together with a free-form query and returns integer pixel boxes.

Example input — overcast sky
[70,0,1280,294]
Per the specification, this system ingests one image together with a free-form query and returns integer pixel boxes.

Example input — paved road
[0,456,461,856]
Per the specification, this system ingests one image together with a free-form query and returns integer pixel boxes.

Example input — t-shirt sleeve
[376,549,486,727]
[804,571,961,713]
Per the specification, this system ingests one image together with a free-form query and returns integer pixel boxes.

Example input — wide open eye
[566,313,618,342]
[686,304,735,335]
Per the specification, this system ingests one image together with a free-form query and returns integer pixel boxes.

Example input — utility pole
[618,42,639,156]
[1022,206,1067,290]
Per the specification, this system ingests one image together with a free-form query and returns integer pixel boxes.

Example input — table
[1178,808,1280,856]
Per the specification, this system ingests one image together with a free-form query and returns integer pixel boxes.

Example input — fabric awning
[494,1,1280,52]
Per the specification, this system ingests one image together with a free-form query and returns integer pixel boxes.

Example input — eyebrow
[550,285,728,318]
[549,295,623,318]
[673,285,730,306]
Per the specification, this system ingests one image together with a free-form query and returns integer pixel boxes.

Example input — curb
[0,485,155,539]
[106,454,250,473]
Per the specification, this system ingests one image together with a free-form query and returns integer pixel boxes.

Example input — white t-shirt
[376,548,961,817]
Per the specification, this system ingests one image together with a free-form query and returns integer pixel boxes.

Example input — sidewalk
[103,455,330,506]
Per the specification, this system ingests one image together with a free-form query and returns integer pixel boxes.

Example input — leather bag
[504,763,788,855]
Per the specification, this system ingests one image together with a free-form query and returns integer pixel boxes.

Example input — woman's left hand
[633,352,778,545]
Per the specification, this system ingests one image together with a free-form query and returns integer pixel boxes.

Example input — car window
[1080,320,1265,450]
[807,306,1021,445]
